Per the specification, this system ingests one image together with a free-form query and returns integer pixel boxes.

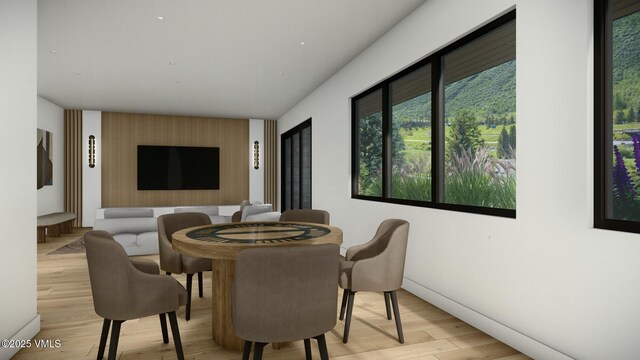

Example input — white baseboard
[0,314,40,360]
[402,278,573,360]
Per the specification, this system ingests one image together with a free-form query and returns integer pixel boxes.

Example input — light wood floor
[16,228,531,360]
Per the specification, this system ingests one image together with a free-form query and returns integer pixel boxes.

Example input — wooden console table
[37,212,76,243]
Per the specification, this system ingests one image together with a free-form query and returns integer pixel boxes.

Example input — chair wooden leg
[198,272,203,298]
[253,342,267,360]
[107,320,123,360]
[314,334,329,360]
[159,313,169,344]
[304,338,312,360]
[97,319,110,360]
[168,311,185,360]
[339,288,349,320]
[390,290,404,343]
[242,340,252,360]
[384,292,392,320]
[343,290,355,343]
[186,273,193,321]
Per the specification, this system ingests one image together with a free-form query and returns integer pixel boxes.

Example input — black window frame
[594,0,640,233]
[281,118,312,211]
[351,10,516,218]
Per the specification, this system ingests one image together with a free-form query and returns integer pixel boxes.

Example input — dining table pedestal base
[212,259,244,351]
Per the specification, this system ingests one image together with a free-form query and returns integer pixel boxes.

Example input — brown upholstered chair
[84,230,187,360]
[338,219,410,344]
[233,244,340,360]
[157,212,212,320]
[279,209,330,224]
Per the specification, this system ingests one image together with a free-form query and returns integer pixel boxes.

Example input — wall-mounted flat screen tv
[137,145,220,190]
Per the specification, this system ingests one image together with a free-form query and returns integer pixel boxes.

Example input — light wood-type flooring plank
[15,229,531,360]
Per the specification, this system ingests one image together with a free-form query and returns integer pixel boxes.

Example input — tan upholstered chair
[157,212,212,320]
[279,209,330,224]
[85,230,187,360]
[233,244,340,360]
[338,219,410,344]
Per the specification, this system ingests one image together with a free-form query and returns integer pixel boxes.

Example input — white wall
[249,119,265,203]
[82,110,102,227]
[37,97,64,216]
[278,0,639,359]
[0,1,40,359]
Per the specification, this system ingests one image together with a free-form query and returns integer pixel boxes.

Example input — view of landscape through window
[610,3,640,221]
[444,21,516,209]
[356,89,383,196]
[355,18,516,212]
[391,65,431,201]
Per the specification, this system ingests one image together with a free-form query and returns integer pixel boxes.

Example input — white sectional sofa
[93,205,236,256]
[93,208,158,256]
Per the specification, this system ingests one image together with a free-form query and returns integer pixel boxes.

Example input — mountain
[444,59,516,118]
[392,59,516,125]
[613,11,640,113]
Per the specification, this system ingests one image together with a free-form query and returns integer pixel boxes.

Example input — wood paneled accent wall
[64,110,83,227]
[264,120,278,208]
[101,112,249,207]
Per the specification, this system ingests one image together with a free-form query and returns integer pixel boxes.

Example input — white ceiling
[37,0,426,120]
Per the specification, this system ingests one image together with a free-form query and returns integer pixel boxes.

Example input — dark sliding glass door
[281,118,311,211]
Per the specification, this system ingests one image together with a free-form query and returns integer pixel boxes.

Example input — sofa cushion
[136,232,160,253]
[174,206,219,216]
[245,212,281,222]
[111,232,159,256]
[210,215,231,224]
[113,233,138,249]
[241,204,273,221]
[94,217,157,235]
[104,208,154,219]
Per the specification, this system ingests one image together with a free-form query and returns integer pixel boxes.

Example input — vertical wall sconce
[88,135,96,168]
[253,141,260,170]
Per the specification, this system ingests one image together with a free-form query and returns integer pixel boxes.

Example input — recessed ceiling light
[173,80,181,84]
[300,41,307,46]
[169,61,176,65]
[279,72,285,76]
[74,72,82,76]
[157,16,164,20]
[49,50,57,54]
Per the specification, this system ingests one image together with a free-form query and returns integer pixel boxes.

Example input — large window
[595,0,640,232]
[352,11,516,217]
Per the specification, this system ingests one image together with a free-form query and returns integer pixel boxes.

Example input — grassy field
[399,124,515,158]
[613,122,640,140]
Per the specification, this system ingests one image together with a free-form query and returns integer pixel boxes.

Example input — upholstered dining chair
[279,209,330,224]
[338,219,410,344]
[233,244,340,360]
[85,230,187,360]
[157,212,212,321]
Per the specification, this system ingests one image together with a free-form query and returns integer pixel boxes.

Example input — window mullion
[382,85,391,198]
[351,100,360,197]
[432,56,444,204]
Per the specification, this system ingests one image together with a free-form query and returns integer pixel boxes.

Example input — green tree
[358,112,406,193]
[509,125,516,154]
[447,110,484,158]
[614,93,627,110]
[615,109,625,124]
[497,126,510,159]
[627,105,636,123]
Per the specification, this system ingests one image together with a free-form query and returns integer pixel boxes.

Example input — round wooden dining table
[172,221,343,351]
